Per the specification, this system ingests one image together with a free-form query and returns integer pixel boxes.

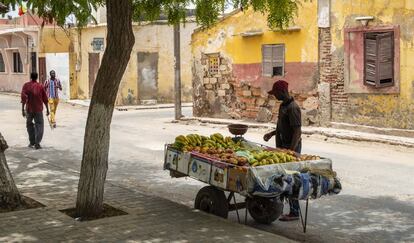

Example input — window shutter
[272,45,284,67]
[364,35,377,86]
[272,45,284,76]
[377,32,394,87]
[262,45,273,77]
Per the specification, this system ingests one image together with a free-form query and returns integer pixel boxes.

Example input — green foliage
[1,0,304,29]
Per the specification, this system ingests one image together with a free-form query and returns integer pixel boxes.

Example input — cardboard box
[227,166,248,192]
[210,161,229,189]
[188,157,212,183]
[176,152,191,174]
[164,148,180,171]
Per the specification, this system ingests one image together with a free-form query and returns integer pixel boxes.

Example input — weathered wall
[325,0,414,129]
[74,22,196,105]
[0,33,32,92]
[192,3,320,124]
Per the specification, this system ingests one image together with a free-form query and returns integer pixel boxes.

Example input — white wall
[45,53,70,101]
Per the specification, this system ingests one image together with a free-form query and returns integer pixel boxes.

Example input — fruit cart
[164,125,341,232]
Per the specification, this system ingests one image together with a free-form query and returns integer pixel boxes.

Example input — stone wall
[193,53,320,125]
[318,27,349,124]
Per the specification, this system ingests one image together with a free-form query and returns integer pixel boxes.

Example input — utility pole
[173,23,182,120]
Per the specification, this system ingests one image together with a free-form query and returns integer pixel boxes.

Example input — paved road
[1,94,414,242]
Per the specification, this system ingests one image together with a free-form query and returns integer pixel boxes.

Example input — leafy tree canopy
[1,0,304,29]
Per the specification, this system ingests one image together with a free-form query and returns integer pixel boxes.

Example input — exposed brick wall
[193,53,319,124]
[318,27,349,123]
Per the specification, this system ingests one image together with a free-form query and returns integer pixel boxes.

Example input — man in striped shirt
[44,70,62,128]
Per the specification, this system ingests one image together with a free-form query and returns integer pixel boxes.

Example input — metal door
[137,52,158,101]
[88,53,100,98]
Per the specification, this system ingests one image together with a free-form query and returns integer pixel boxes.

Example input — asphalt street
[1,94,413,242]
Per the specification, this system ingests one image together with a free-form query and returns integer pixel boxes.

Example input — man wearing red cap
[264,80,302,221]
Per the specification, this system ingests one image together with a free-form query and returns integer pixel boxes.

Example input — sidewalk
[179,117,414,148]
[0,147,293,243]
[67,99,193,111]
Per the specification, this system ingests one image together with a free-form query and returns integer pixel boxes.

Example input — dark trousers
[280,140,302,216]
[26,112,44,145]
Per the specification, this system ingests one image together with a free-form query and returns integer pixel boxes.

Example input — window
[13,52,23,73]
[207,53,219,74]
[0,53,5,72]
[30,52,37,73]
[364,32,394,87]
[262,44,285,77]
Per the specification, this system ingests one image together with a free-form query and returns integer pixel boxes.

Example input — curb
[178,117,414,148]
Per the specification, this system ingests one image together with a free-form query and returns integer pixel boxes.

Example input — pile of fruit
[173,133,242,152]
[172,133,321,167]
[248,150,297,166]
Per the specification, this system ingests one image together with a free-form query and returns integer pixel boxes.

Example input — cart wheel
[247,197,283,224]
[194,186,229,218]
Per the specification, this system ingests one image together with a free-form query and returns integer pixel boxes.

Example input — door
[137,52,158,102]
[46,53,70,101]
[38,57,46,84]
[88,53,100,98]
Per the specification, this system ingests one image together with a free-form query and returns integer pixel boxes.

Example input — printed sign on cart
[176,152,191,174]
[228,167,247,193]
[189,158,211,183]
[164,149,181,171]
[210,161,228,189]
[164,149,191,174]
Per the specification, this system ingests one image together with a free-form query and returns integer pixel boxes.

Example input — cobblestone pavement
[0,148,294,243]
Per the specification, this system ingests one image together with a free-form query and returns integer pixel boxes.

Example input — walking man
[44,70,62,128]
[21,72,50,149]
[263,80,302,221]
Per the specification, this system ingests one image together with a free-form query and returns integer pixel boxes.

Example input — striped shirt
[44,78,62,99]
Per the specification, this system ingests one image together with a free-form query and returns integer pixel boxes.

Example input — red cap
[268,80,289,94]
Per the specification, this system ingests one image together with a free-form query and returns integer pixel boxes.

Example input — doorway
[88,53,100,98]
[137,52,158,103]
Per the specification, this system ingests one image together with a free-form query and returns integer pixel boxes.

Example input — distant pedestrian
[44,70,62,128]
[21,72,50,149]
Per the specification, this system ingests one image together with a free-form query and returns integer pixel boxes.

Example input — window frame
[206,53,220,75]
[262,44,285,78]
[12,51,23,73]
[363,31,394,88]
[0,52,5,73]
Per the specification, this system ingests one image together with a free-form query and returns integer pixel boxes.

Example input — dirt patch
[0,195,45,213]
[60,203,128,221]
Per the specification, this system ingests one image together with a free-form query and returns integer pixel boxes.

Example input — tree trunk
[0,132,23,209]
[75,0,135,218]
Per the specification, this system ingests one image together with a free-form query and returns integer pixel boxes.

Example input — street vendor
[263,80,302,221]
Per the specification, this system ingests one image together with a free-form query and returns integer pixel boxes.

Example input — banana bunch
[172,133,242,152]
[249,150,297,167]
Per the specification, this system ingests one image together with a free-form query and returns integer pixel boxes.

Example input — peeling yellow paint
[192,2,318,64]
[73,23,196,104]
[332,0,414,128]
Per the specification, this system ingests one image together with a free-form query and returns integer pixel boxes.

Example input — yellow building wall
[331,0,414,129]
[39,27,73,55]
[74,23,196,105]
[192,2,319,65]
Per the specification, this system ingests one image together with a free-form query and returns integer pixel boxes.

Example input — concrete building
[192,1,414,130]
[0,10,197,105]
[0,13,74,101]
[191,4,320,125]
[73,21,196,105]
[318,0,414,129]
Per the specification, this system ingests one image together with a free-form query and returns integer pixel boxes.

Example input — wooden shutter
[377,32,394,87]
[262,45,273,77]
[272,45,284,76]
[364,34,377,86]
[364,32,394,88]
